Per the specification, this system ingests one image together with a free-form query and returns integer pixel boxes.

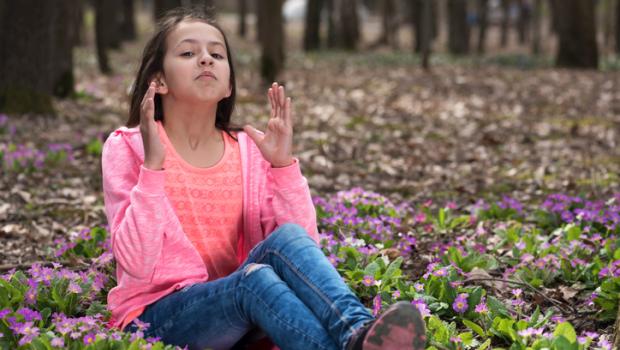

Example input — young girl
[102,7,425,350]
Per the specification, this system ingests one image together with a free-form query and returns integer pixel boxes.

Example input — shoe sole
[362,302,427,350]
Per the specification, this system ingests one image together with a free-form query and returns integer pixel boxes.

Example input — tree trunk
[517,0,531,44]
[0,0,75,114]
[304,0,323,51]
[447,0,470,54]
[121,0,137,41]
[154,0,182,20]
[500,0,510,47]
[616,0,620,53]
[477,0,489,54]
[69,0,85,46]
[107,0,124,49]
[257,0,285,84]
[326,0,341,48]
[531,0,543,54]
[548,0,559,34]
[377,0,397,47]
[421,0,432,69]
[555,0,598,69]
[191,0,215,17]
[238,0,247,37]
[340,0,359,50]
[95,0,114,74]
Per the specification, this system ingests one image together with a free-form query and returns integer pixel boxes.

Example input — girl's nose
[200,54,214,66]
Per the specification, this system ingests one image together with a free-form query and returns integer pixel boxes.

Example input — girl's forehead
[167,20,225,47]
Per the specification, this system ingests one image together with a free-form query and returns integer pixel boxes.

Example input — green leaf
[552,322,576,344]
[458,332,474,346]
[476,339,491,350]
[463,319,485,337]
[364,261,380,278]
[564,224,581,241]
[383,257,403,280]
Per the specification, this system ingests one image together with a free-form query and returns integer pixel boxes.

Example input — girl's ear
[154,73,169,95]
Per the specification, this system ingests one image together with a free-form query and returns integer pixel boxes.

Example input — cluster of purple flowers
[542,193,620,231]
[0,142,74,171]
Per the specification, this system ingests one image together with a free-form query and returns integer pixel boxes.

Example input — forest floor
[1,12,618,267]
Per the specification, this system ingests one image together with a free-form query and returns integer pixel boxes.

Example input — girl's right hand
[140,81,166,170]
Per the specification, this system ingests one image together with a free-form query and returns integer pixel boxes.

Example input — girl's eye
[212,53,224,59]
[181,51,194,57]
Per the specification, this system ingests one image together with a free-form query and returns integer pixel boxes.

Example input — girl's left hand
[244,82,294,168]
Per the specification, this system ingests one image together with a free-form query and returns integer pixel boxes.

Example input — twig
[464,277,575,314]
[0,259,91,272]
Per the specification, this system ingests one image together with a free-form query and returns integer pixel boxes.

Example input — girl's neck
[162,100,220,151]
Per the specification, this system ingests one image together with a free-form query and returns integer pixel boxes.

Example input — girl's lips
[196,72,216,80]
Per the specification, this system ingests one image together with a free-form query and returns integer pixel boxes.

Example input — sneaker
[346,301,426,350]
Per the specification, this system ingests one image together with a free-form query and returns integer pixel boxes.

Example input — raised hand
[140,81,166,170]
[244,82,294,168]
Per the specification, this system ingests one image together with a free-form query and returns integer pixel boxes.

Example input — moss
[0,87,54,114]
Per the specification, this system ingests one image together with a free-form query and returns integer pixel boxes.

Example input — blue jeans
[127,223,374,350]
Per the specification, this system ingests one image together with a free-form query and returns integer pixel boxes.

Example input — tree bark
[421,0,432,69]
[447,0,470,54]
[238,0,247,37]
[516,0,531,44]
[154,0,182,21]
[121,0,137,41]
[616,0,620,54]
[554,0,598,69]
[340,0,360,50]
[304,0,323,51]
[376,0,397,48]
[326,0,340,48]
[0,0,75,113]
[531,0,543,54]
[477,0,489,54]
[95,0,114,74]
[257,0,285,84]
[500,0,510,47]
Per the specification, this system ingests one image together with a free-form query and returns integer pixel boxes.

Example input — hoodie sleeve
[101,131,179,281]
[260,158,319,243]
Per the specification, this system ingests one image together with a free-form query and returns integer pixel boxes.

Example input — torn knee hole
[244,263,268,276]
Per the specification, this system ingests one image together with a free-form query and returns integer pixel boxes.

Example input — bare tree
[616,0,620,54]
[121,0,137,41]
[257,0,285,84]
[420,0,432,69]
[0,0,77,113]
[500,0,511,47]
[516,0,531,44]
[477,0,489,54]
[554,0,598,68]
[447,0,470,54]
[531,0,543,54]
[340,0,360,50]
[304,0,324,51]
[238,0,248,37]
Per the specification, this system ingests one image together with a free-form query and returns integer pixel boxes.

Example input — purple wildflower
[452,293,469,314]
[362,275,375,287]
[372,294,382,316]
[83,333,96,345]
[51,337,64,347]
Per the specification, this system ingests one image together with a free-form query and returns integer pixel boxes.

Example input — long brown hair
[126,7,242,140]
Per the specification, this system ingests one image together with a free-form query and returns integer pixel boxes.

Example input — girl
[102,7,425,350]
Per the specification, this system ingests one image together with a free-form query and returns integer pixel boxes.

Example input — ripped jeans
[126,223,374,350]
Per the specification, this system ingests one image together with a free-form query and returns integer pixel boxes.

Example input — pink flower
[362,275,375,287]
[452,293,469,314]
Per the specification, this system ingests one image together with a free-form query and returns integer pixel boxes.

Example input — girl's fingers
[284,97,292,127]
[268,88,276,118]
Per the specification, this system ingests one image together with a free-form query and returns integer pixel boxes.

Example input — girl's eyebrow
[175,38,225,49]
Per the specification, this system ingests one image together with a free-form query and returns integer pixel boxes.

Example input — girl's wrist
[271,158,294,168]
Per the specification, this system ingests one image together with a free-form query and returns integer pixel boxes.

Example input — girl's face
[158,20,231,105]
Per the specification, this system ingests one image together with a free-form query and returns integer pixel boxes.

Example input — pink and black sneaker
[345,301,427,350]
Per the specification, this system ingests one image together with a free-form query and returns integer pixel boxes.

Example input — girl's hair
[127,7,242,140]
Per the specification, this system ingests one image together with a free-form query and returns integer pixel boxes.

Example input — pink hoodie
[102,125,318,330]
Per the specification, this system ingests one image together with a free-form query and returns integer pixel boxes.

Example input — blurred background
[0,1,618,264]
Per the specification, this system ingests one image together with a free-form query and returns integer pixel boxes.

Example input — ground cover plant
[0,183,617,349]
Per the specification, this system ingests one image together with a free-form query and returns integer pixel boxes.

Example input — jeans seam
[239,284,335,350]
[254,245,358,342]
